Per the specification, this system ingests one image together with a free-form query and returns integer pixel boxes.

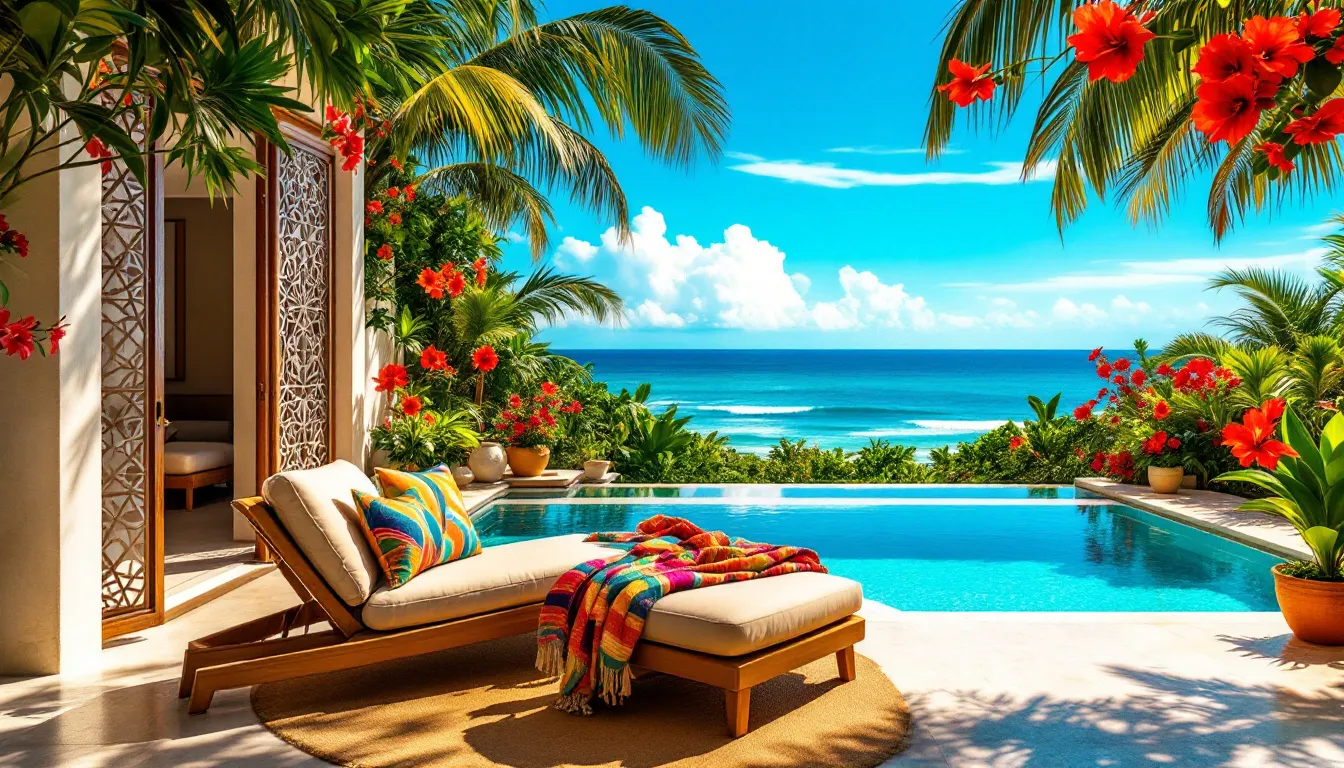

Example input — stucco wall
[164,197,234,396]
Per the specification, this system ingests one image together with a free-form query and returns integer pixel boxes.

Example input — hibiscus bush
[492,382,583,449]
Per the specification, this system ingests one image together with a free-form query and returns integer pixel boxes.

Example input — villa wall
[163,198,234,397]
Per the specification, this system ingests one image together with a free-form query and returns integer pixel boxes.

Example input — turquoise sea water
[559,349,1105,455]
[475,501,1282,611]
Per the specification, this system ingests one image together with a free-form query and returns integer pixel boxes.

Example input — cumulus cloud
[809,267,936,330]
[554,236,599,267]
[727,156,1057,189]
[634,300,686,328]
[1052,298,1107,326]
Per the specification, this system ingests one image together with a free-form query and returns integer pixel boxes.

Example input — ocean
[558,349,1107,457]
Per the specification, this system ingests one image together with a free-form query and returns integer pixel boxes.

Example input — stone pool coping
[1075,477,1310,561]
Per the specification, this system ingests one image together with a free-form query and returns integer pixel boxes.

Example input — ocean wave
[697,405,814,415]
[851,419,1013,438]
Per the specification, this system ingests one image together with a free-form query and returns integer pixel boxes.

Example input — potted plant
[1217,400,1344,645]
[495,382,575,477]
[369,390,480,476]
[1139,430,1186,493]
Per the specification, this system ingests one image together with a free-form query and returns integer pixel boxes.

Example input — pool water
[512,484,1080,500]
[474,501,1282,612]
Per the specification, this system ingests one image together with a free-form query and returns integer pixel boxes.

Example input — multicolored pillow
[354,465,481,589]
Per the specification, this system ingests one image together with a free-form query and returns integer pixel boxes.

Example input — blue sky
[496,0,1342,350]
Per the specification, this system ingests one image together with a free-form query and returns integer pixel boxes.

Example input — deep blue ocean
[558,349,1106,456]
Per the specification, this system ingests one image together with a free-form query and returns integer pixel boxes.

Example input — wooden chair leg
[836,645,856,681]
[725,687,751,737]
[184,486,194,511]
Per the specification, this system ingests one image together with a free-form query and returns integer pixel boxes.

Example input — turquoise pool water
[475,502,1282,611]
[510,485,1079,500]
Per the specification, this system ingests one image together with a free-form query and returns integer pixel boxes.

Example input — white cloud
[1301,221,1338,237]
[727,157,1058,189]
[809,266,936,331]
[985,298,1040,328]
[1110,295,1151,314]
[504,230,528,244]
[634,300,686,328]
[790,273,812,296]
[1051,298,1107,326]
[950,247,1326,292]
[555,236,598,266]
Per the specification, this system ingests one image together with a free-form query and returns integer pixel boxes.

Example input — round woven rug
[252,633,910,767]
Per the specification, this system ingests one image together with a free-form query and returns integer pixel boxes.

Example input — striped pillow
[354,466,481,588]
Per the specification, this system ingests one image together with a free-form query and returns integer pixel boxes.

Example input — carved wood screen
[101,114,165,635]
[258,121,335,480]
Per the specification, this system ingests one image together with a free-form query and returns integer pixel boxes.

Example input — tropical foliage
[925,1,1344,240]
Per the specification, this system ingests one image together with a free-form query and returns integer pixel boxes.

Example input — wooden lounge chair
[179,461,866,737]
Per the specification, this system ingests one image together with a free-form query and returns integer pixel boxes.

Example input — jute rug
[252,633,910,767]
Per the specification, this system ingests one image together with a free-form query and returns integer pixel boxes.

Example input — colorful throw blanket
[535,514,827,714]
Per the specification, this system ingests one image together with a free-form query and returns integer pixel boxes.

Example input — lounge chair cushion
[641,572,863,656]
[362,535,619,630]
[263,460,383,606]
[163,441,232,476]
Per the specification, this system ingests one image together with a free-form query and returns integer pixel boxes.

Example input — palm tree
[923,1,1341,240]
[451,265,625,347]
[368,2,730,255]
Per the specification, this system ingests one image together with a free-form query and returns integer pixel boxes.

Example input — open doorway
[159,194,250,598]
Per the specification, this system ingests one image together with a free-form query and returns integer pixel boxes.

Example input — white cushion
[643,572,863,656]
[163,442,233,475]
[362,535,619,630]
[262,460,382,606]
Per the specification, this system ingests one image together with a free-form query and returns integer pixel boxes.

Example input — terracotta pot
[450,465,474,489]
[1180,475,1198,490]
[1147,465,1184,494]
[507,445,551,477]
[583,459,612,480]
[1273,564,1344,645]
[467,441,507,483]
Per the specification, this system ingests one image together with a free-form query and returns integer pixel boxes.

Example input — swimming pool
[506,484,1082,500]
[474,498,1282,612]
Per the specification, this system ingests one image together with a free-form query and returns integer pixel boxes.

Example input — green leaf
[1301,526,1342,576]
[18,2,68,57]
[1306,58,1343,101]
[1169,28,1199,55]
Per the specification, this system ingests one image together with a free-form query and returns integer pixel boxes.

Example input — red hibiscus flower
[563,399,583,414]
[1192,34,1260,83]
[1156,362,1174,376]
[1089,347,1103,361]
[1243,15,1314,79]
[1221,399,1298,469]
[48,323,66,354]
[475,266,487,288]
[509,393,523,408]
[1284,99,1344,145]
[1299,7,1341,38]
[417,267,447,299]
[1256,141,1295,172]
[373,364,408,392]
[390,158,403,171]
[1192,74,1272,144]
[1186,357,1216,377]
[1153,400,1171,420]
[445,269,467,298]
[1074,403,1094,420]
[85,137,113,175]
[472,345,498,372]
[2,229,30,257]
[1,315,38,360]
[404,186,416,202]
[420,345,448,371]
[1091,452,1106,472]
[1131,369,1147,387]
[1142,431,1169,454]
[389,212,402,226]
[541,381,559,395]
[512,421,526,437]
[1167,437,1181,449]
[1113,358,1131,372]
[400,395,423,417]
[1328,35,1344,65]
[1009,436,1026,450]
[1067,1,1156,83]
[376,243,394,261]
[1097,362,1113,379]
[385,187,401,198]
[937,59,997,107]
[366,201,383,215]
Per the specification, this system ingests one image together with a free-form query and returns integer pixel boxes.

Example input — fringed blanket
[535,514,827,714]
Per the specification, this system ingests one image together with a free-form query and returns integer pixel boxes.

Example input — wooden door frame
[102,147,166,641]
[254,112,338,491]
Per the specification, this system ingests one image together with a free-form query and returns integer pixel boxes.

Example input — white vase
[468,441,507,483]
[584,459,612,480]
[450,465,474,488]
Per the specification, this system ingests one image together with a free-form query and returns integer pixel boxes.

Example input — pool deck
[2,486,1342,767]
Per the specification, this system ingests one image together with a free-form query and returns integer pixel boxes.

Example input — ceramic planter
[583,459,612,480]
[450,465,474,489]
[1147,465,1184,494]
[1273,565,1344,645]
[507,445,551,477]
[467,441,507,483]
